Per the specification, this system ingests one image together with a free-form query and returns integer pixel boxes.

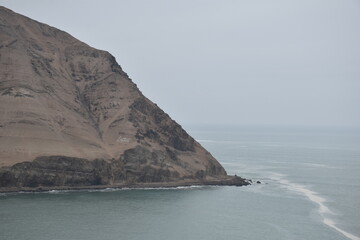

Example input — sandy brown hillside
[0,6,248,190]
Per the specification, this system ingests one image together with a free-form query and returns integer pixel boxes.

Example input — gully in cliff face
[0,6,250,192]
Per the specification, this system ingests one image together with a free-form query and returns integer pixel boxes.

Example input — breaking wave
[270,172,360,240]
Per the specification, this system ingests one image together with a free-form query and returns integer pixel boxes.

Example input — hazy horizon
[1,0,359,128]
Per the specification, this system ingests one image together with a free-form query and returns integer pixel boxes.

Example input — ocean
[1,126,359,240]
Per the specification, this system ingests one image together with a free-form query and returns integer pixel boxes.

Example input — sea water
[0,126,359,240]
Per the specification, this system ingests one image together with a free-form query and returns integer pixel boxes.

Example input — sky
[1,0,359,128]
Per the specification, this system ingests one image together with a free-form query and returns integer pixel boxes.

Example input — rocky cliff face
[0,7,248,191]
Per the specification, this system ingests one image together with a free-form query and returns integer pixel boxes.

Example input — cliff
[0,6,248,191]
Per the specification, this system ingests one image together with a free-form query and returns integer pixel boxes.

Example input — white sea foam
[132,185,208,191]
[174,185,205,189]
[303,163,338,169]
[271,172,360,240]
[97,188,119,192]
[87,185,208,192]
[0,185,207,196]
[48,190,61,194]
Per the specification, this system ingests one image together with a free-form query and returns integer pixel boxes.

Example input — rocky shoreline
[0,176,251,193]
[0,154,250,193]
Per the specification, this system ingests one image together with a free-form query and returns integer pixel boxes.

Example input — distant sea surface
[1,126,359,240]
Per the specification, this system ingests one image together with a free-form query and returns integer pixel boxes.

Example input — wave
[0,185,208,196]
[303,163,338,169]
[270,172,360,240]
[124,185,209,191]
[47,185,208,193]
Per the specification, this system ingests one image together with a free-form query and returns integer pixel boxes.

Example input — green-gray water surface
[1,126,359,240]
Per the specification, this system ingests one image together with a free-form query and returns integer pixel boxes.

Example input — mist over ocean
[1,126,359,240]
[0,1,359,239]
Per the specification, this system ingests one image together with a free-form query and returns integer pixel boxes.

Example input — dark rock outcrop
[0,153,249,190]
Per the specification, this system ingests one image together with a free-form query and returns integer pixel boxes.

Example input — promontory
[0,6,249,192]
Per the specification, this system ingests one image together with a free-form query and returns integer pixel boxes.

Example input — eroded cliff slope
[0,7,248,190]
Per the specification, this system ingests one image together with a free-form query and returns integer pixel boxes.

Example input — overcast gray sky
[1,0,359,128]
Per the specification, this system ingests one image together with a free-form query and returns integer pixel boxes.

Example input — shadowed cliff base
[0,155,250,193]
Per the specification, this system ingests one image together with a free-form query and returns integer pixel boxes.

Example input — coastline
[0,175,251,193]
